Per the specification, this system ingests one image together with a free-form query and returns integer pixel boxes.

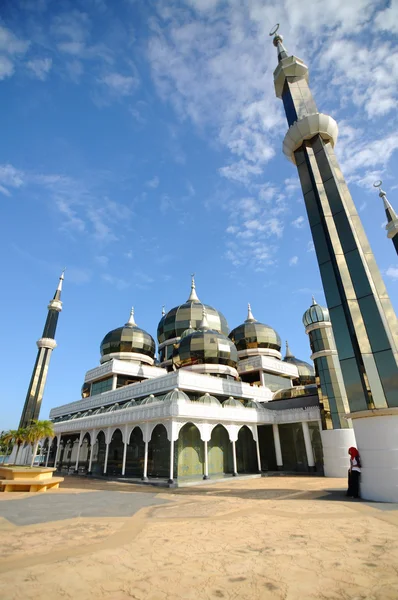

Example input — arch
[208,424,233,476]
[236,425,257,474]
[106,429,124,476]
[80,431,92,445]
[91,430,106,475]
[176,423,204,478]
[148,424,170,478]
[126,423,144,444]
[95,429,107,442]
[125,427,145,477]
[108,426,125,444]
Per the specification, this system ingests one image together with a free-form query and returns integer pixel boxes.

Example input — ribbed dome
[303,297,330,327]
[172,319,238,370]
[273,384,318,400]
[140,394,160,405]
[163,388,191,403]
[157,277,229,344]
[196,393,221,407]
[100,308,156,364]
[283,341,316,386]
[229,304,281,354]
[223,396,245,408]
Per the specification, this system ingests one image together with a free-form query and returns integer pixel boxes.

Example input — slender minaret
[373,180,398,254]
[271,25,398,500]
[19,271,65,428]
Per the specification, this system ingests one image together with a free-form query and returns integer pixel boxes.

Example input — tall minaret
[373,180,398,254]
[271,25,398,501]
[19,271,65,428]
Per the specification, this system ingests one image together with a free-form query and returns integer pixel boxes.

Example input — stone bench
[0,477,64,493]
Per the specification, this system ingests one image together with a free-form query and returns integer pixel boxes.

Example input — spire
[270,24,288,62]
[162,305,166,317]
[125,307,136,327]
[53,269,65,301]
[187,273,200,302]
[245,302,257,323]
[285,340,294,358]
[312,296,317,306]
[199,305,209,330]
[374,180,398,224]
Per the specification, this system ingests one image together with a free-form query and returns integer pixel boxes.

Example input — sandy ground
[0,475,397,600]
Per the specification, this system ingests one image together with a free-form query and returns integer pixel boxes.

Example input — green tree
[2,430,17,463]
[26,420,54,467]
[13,428,28,464]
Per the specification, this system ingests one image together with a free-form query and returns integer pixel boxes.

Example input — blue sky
[1,0,398,430]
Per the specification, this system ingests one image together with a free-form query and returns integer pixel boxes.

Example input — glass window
[91,377,113,396]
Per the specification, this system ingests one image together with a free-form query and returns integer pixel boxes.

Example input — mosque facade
[42,278,335,485]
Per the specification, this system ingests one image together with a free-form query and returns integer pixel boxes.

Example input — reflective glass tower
[19,272,64,428]
[271,27,398,500]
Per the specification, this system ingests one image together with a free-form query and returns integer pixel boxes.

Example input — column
[231,440,237,476]
[54,437,62,468]
[74,437,82,473]
[112,374,117,390]
[255,427,262,473]
[168,440,174,484]
[302,421,315,471]
[88,444,94,475]
[272,424,283,469]
[122,441,128,476]
[203,440,209,480]
[103,442,110,475]
[45,439,52,467]
[142,440,148,481]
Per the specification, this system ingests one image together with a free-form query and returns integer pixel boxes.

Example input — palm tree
[2,430,17,464]
[13,428,28,465]
[26,420,54,467]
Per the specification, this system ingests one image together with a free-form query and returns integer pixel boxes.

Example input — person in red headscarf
[346,447,361,498]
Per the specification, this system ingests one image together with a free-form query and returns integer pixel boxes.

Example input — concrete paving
[0,475,397,600]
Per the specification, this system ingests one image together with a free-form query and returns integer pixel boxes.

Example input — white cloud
[292,216,305,229]
[102,273,130,290]
[147,176,160,189]
[26,57,52,81]
[386,266,398,280]
[95,255,109,267]
[307,240,315,253]
[375,0,398,34]
[289,256,299,266]
[0,25,30,55]
[100,72,139,96]
[0,56,14,80]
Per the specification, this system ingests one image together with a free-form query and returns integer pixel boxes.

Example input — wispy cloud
[289,256,299,266]
[146,176,160,189]
[26,57,52,80]
[292,216,305,229]
[102,273,130,290]
[385,266,398,281]
[100,72,139,96]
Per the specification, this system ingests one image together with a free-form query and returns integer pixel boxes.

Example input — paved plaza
[0,476,398,599]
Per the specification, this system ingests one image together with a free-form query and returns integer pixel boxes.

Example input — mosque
[42,276,333,484]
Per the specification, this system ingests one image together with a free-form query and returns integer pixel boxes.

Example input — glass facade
[262,372,292,392]
[229,321,281,352]
[100,325,155,359]
[273,384,318,400]
[148,424,170,478]
[176,423,204,478]
[279,423,308,472]
[91,377,113,396]
[258,425,277,471]
[208,425,233,475]
[236,426,257,473]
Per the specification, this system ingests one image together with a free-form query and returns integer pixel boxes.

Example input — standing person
[346,447,361,499]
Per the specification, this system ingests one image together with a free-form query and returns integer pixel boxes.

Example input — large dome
[283,341,315,386]
[157,277,229,344]
[100,308,155,364]
[172,309,238,371]
[303,297,330,327]
[229,304,281,356]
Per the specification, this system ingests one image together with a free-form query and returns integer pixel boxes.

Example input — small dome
[303,297,330,327]
[229,304,281,353]
[173,316,238,369]
[283,341,315,386]
[163,388,191,403]
[140,394,160,405]
[246,399,263,409]
[157,277,229,344]
[100,308,155,362]
[180,328,196,339]
[223,396,245,408]
[196,393,221,407]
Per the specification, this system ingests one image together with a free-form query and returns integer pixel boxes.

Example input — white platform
[321,428,356,478]
[350,408,398,502]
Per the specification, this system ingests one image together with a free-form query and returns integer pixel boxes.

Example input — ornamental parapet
[283,113,338,164]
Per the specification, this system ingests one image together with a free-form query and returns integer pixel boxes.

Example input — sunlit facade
[38,280,341,486]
